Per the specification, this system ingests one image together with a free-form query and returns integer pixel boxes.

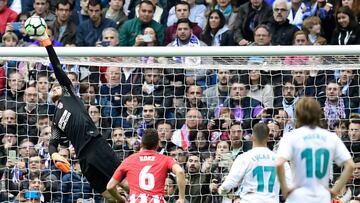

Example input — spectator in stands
[0,0,17,35]
[16,174,46,203]
[208,107,233,145]
[233,0,273,46]
[203,69,231,109]
[331,6,360,45]
[1,109,17,125]
[18,139,37,161]
[61,159,94,203]
[1,125,18,156]
[201,10,235,46]
[133,0,164,23]
[336,0,360,22]
[17,86,48,142]
[168,146,187,168]
[320,80,352,130]
[173,85,208,128]
[0,71,25,111]
[245,67,274,108]
[348,115,360,144]
[136,103,158,144]
[102,0,127,29]
[249,24,272,46]
[287,0,307,29]
[167,18,208,86]
[140,68,173,110]
[228,121,249,159]
[172,108,203,150]
[36,126,51,164]
[214,0,238,30]
[167,0,206,29]
[134,26,160,46]
[110,127,131,160]
[291,70,319,97]
[189,128,211,155]
[36,72,50,104]
[35,115,50,134]
[51,0,77,46]
[164,176,178,203]
[99,66,122,118]
[185,153,210,203]
[1,30,18,47]
[73,0,90,25]
[270,0,299,45]
[156,120,176,153]
[31,0,56,24]
[335,119,350,141]
[6,0,34,14]
[88,104,111,139]
[119,0,164,46]
[273,107,293,133]
[165,1,202,45]
[274,77,299,123]
[338,69,359,98]
[80,83,98,105]
[217,77,263,131]
[303,0,335,40]
[350,157,360,199]
[76,0,116,46]
[98,27,120,46]
[266,119,282,152]
[302,16,323,45]
[284,31,311,65]
[112,95,141,128]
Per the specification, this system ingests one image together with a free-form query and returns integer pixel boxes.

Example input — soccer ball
[25,16,47,36]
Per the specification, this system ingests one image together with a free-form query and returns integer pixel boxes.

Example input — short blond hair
[2,31,18,44]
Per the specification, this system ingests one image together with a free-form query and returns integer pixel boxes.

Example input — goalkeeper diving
[26,18,125,203]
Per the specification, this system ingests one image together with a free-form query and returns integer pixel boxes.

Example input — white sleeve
[166,7,176,27]
[276,133,293,161]
[284,162,293,188]
[333,135,352,166]
[220,154,247,190]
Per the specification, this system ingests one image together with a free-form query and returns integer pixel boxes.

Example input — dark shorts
[79,136,121,193]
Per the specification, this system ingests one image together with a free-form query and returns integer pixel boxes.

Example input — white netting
[0,47,359,202]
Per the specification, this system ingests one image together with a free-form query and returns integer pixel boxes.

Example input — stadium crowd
[0,0,360,202]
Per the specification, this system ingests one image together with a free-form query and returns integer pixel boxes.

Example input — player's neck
[252,142,267,148]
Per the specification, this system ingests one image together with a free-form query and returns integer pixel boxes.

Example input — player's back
[235,147,279,203]
[278,126,351,203]
[122,150,175,203]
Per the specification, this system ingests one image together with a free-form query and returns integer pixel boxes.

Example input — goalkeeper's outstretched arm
[40,37,75,95]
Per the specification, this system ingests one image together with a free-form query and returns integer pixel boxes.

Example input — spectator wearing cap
[270,0,299,45]
[76,0,117,46]
[0,0,17,35]
[233,0,273,46]
[50,0,77,46]
[119,0,164,46]
[167,0,206,29]
[165,1,202,45]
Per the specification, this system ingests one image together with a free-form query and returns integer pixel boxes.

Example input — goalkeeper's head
[141,129,160,150]
[51,82,62,103]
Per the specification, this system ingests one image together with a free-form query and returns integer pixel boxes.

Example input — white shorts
[286,187,331,203]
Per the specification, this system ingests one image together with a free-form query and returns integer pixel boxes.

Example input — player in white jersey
[276,97,355,203]
[218,123,288,203]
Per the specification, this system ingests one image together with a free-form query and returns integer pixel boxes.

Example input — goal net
[0,46,359,202]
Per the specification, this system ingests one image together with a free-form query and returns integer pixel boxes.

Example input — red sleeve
[9,9,17,22]
[112,159,128,182]
[166,156,176,170]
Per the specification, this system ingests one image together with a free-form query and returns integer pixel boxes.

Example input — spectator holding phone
[134,27,159,46]
[0,0,17,35]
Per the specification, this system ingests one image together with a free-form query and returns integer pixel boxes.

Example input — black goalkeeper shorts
[79,136,121,193]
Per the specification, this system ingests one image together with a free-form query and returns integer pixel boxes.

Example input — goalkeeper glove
[51,153,70,173]
[217,186,229,195]
[27,29,52,47]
